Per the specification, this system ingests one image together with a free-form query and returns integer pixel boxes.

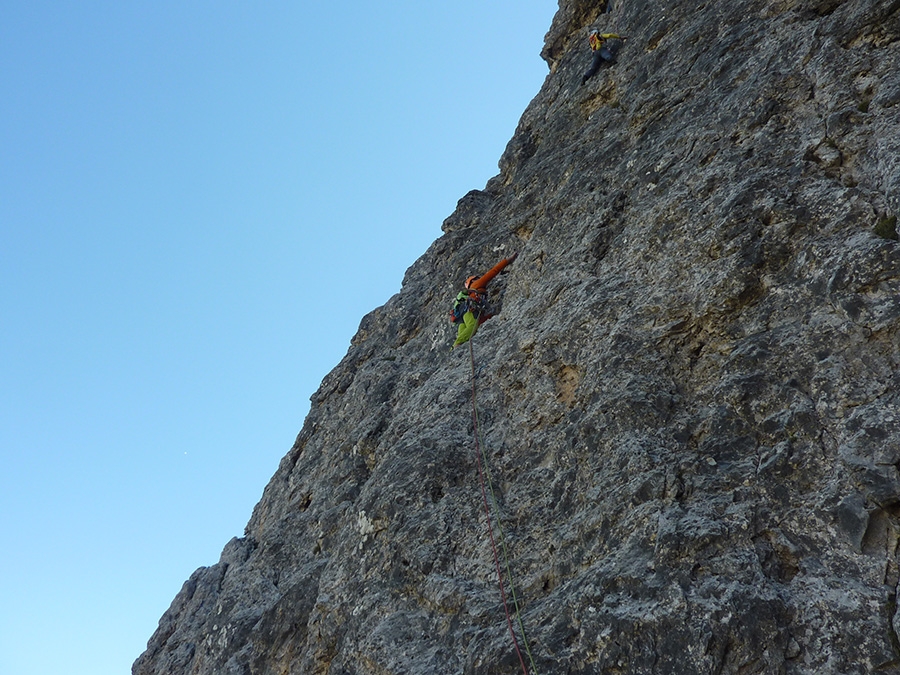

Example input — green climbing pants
[453,310,480,348]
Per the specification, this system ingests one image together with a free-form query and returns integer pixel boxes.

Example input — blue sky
[0,2,554,674]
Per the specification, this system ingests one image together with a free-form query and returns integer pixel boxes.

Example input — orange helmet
[464,275,480,289]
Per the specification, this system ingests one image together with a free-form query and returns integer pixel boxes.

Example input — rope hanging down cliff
[468,340,539,675]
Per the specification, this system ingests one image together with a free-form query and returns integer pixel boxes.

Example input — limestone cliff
[134,0,900,673]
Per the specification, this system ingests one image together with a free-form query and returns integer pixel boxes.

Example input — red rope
[469,341,530,675]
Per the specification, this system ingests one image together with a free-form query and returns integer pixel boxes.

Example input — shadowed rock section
[135,0,900,673]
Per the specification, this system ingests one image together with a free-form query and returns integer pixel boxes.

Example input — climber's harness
[450,288,488,323]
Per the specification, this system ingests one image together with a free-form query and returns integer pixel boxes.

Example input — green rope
[469,341,540,675]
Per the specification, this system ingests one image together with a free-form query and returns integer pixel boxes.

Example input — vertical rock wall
[135,0,900,673]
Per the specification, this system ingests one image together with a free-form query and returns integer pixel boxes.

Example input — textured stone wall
[135,0,900,673]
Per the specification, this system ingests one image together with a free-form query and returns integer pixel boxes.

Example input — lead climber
[580,28,627,85]
[450,251,518,350]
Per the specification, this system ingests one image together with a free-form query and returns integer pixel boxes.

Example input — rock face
[134,0,900,673]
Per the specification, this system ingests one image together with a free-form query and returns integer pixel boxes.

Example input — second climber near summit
[450,251,518,350]
[580,28,626,85]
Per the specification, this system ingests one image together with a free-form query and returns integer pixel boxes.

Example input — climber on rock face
[580,28,626,85]
[450,251,518,350]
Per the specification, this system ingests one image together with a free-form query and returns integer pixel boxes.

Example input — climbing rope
[468,341,539,675]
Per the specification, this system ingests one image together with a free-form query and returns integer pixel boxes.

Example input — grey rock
[135,1,900,673]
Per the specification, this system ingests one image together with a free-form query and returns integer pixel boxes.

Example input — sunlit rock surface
[135,0,900,673]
